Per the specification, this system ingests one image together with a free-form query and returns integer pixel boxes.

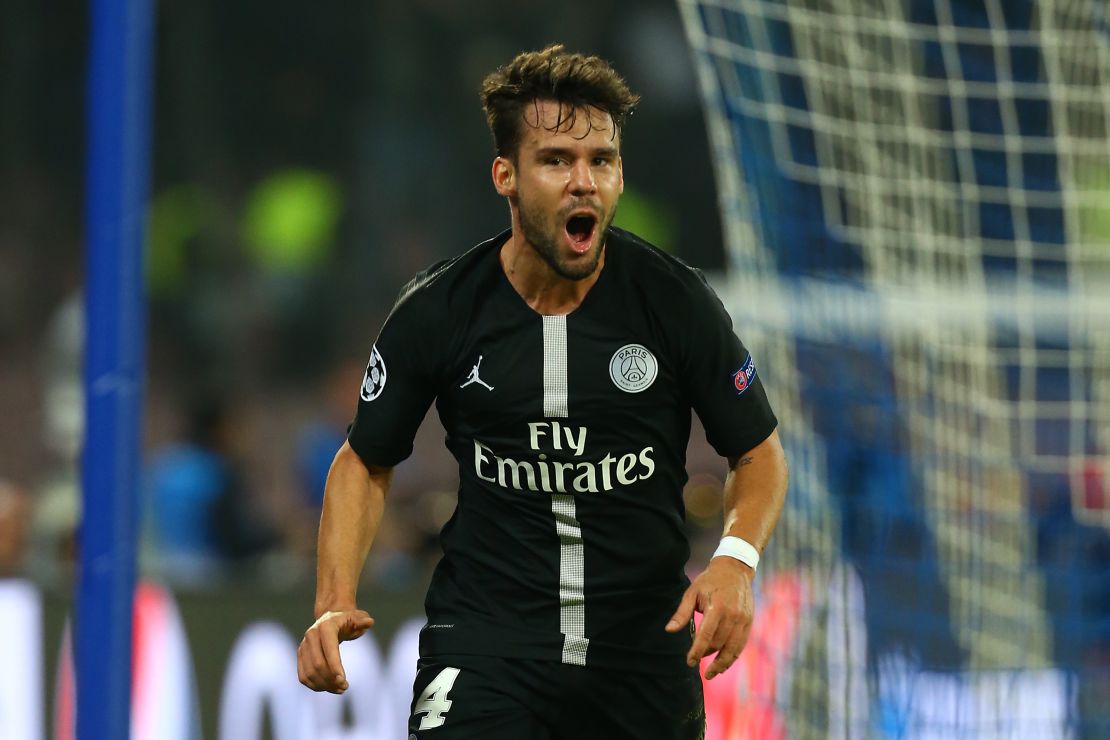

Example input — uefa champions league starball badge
[360,345,387,401]
[609,344,658,393]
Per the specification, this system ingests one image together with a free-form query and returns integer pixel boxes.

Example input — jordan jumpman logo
[459,355,494,391]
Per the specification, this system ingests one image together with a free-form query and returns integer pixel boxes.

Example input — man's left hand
[665,557,754,680]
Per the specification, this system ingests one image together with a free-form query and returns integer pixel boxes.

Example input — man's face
[495,100,624,280]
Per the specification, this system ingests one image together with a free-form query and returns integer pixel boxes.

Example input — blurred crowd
[4,1,1109,729]
[0,0,732,591]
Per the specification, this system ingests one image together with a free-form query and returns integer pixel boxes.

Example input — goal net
[678,1,1110,736]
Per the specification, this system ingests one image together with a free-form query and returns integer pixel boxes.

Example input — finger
[306,629,343,693]
[303,631,331,690]
[666,587,699,632]
[686,596,724,666]
[319,623,349,691]
[340,611,375,641]
[704,646,740,680]
[299,634,326,691]
[705,617,753,680]
[297,644,310,688]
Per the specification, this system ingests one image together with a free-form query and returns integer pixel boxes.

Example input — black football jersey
[348,227,777,673]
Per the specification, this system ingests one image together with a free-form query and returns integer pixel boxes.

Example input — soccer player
[297,44,788,739]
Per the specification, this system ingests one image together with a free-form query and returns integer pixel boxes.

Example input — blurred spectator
[240,168,345,380]
[146,392,282,584]
[1033,474,1110,732]
[294,359,363,511]
[31,289,84,581]
[293,358,446,590]
[803,341,963,669]
[42,290,83,463]
[0,480,31,577]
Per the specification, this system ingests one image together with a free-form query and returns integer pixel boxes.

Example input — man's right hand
[297,609,375,693]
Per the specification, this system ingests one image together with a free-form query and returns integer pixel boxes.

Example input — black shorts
[407,654,705,740]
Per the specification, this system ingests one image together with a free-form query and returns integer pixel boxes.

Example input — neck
[499,215,605,316]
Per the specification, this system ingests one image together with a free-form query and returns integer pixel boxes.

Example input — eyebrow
[534,145,619,159]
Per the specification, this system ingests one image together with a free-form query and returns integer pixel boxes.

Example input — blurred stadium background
[0,0,1108,738]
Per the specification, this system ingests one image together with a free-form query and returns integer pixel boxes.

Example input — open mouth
[565,213,597,254]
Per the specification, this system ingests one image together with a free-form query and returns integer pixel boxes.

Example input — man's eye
[547,158,567,166]
[593,158,611,166]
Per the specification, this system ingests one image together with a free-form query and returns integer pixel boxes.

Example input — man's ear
[492,156,516,197]
[618,155,624,194]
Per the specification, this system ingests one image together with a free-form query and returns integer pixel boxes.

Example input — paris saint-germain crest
[609,344,658,393]
[360,345,387,402]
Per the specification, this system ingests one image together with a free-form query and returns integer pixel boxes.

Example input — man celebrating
[298,44,788,739]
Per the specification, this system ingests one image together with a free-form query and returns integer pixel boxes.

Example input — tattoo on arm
[727,455,755,470]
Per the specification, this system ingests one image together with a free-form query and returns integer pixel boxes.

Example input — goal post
[679,0,1110,736]
[79,0,156,737]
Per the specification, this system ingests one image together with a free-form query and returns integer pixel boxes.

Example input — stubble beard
[517,195,615,282]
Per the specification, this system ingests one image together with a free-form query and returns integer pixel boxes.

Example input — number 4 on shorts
[414,667,461,730]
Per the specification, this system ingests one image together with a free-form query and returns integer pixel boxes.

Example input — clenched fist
[297,609,375,693]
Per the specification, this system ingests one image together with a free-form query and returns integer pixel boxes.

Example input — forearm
[721,429,788,553]
[675,429,788,675]
[314,441,391,618]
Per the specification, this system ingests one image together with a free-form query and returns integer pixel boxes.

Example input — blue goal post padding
[78,0,155,737]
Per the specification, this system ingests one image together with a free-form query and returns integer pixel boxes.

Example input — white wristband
[712,536,760,571]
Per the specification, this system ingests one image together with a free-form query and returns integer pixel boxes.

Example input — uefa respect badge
[732,354,756,395]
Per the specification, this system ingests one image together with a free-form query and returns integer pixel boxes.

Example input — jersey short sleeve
[680,270,778,458]
[347,282,441,468]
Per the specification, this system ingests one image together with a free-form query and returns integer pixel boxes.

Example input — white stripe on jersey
[551,493,587,665]
[542,316,569,418]
[542,315,588,665]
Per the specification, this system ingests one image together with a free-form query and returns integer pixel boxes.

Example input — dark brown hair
[480,44,640,159]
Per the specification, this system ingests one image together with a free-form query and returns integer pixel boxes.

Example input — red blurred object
[700,573,803,740]
[1083,460,1107,511]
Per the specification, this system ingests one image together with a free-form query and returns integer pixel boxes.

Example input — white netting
[680,1,1110,736]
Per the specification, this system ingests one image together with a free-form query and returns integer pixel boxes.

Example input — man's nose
[568,160,596,195]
